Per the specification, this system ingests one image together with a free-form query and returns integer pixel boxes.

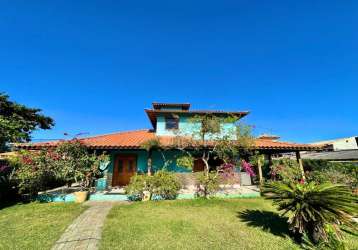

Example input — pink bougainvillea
[219,162,236,180]
[241,160,256,177]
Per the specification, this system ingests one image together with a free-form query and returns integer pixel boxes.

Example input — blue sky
[1,1,357,143]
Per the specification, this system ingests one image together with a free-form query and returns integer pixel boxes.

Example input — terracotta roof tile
[16,129,322,151]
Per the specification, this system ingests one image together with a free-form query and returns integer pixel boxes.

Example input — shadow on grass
[237,209,291,238]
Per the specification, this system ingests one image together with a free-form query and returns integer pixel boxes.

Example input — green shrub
[270,158,302,183]
[304,160,358,189]
[125,171,181,201]
[262,181,358,247]
[14,150,58,196]
[195,172,220,198]
[125,174,152,201]
[151,170,181,200]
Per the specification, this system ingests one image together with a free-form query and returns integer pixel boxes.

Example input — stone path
[52,202,119,250]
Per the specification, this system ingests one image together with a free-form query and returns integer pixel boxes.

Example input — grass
[101,198,299,250]
[0,202,86,250]
[101,198,358,250]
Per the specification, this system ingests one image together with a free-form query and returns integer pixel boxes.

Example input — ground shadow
[237,209,291,238]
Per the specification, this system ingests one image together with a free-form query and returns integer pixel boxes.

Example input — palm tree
[262,181,358,243]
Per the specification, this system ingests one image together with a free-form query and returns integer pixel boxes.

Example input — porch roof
[16,129,323,152]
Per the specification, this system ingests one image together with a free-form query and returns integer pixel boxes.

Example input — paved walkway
[52,202,118,250]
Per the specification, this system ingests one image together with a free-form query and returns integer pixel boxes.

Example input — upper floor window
[165,116,179,130]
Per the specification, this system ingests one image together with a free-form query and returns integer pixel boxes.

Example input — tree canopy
[0,93,54,152]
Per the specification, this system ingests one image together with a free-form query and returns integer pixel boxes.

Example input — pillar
[296,151,305,180]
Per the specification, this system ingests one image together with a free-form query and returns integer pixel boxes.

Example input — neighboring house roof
[145,109,250,128]
[301,150,358,161]
[16,129,322,151]
[257,134,280,141]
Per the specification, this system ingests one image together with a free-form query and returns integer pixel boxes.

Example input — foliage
[140,137,161,152]
[173,114,254,176]
[176,155,194,169]
[13,140,107,196]
[235,123,255,153]
[241,160,256,177]
[151,170,181,200]
[125,174,152,201]
[54,139,100,190]
[125,171,181,201]
[14,150,60,196]
[249,152,264,167]
[199,115,221,138]
[304,160,358,190]
[301,225,348,250]
[195,172,220,198]
[218,162,237,184]
[270,158,302,183]
[262,181,358,246]
[0,93,54,152]
[307,168,357,190]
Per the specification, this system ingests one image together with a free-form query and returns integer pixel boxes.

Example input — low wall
[37,190,260,203]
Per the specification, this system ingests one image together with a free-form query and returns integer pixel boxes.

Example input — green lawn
[0,202,86,250]
[101,198,358,250]
[101,198,297,250]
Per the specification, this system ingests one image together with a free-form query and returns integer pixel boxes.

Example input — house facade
[19,102,321,187]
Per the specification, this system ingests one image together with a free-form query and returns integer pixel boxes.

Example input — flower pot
[74,191,89,203]
[142,191,152,201]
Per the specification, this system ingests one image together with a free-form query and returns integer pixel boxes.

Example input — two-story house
[19,102,321,187]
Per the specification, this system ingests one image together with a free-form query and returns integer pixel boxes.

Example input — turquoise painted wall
[156,114,237,140]
[152,150,191,173]
[108,150,148,174]
[108,149,190,174]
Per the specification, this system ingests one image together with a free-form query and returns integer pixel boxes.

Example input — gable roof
[16,129,322,151]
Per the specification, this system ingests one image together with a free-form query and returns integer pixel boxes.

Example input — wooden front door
[112,155,137,186]
[193,158,205,172]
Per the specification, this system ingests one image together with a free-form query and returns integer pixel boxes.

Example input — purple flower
[241,160,256,177]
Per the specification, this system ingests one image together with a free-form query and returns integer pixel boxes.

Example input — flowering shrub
[15,150,59,196]
[13,140,108,197]
[54,139,100,190]
[241,160,256,177]
[270,159,301,183]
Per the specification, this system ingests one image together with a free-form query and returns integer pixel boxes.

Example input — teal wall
[107,149,190,174]
[108,150,148,174]
[156,114,237,140]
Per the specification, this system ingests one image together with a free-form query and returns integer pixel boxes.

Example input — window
[165,116,179,130]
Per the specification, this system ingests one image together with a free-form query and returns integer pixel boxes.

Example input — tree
[0,93,54,152]
[172,114,254,197]
[262,181,358,246]
[54,139,100,190]
[173,114,254,176]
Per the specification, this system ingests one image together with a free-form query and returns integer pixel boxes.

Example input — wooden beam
[296,151,306,180]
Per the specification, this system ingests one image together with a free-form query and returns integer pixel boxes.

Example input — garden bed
[37,185,260,202]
